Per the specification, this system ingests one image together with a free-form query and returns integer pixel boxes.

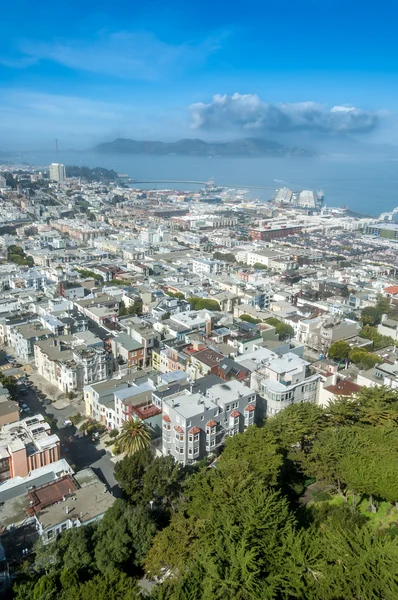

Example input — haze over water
[8,151,398,215]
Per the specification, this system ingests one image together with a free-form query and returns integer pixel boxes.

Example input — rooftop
[324,380,362,396]
[36,469,116,530]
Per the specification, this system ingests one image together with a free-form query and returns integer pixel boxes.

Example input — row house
[111,332,145,367]
[9,321,53,361]
[35,337,113,393]
[121,319,162,367]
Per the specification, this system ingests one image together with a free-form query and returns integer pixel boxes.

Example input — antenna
[55,138,59,154]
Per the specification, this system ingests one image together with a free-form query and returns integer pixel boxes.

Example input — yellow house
[152,348,161,371]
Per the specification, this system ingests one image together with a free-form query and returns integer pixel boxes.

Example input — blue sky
[0,0,397,149]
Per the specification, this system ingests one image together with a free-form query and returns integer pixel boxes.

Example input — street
[0,349,121,496]
[22,386,121,496]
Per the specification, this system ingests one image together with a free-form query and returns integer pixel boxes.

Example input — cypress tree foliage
[11,386,398,600]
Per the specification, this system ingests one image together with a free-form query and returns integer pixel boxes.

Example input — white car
[63,419,73,427]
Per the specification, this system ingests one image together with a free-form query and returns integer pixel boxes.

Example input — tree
[188,297,220,311]
[7,244,34,267]
[94,500,157,572]
[265,317,294,340]
[212,252,236,263]
[349,349,381,370]
[360,306,382,326]
[265,402,327,455]
[328,340,350,361]
[340,285,350,297]
[239,314,261,324]
[252,262,267,270]
[118,418,151,456]
[61,571,140,600]
[114,448,154,500]
[376,293,391,316]
[0,373,17,399]
[360,324,394,349]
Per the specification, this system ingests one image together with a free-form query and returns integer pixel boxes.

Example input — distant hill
[93,137,316,157]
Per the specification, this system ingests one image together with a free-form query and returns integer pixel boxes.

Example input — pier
[128,179,280,191]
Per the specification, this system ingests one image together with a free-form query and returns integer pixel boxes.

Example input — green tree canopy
[239,314,261,324]
[361,306,382,326]
[265,317,294,340]
[188,297,220,311]
[349,348,381,370]
[328,340,350,361]
[118,418,151,456]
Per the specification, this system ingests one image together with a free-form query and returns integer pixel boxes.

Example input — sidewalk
[28,372,66,402]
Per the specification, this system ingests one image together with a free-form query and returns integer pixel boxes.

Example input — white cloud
[190,93,378,134]
[8,30,223,80]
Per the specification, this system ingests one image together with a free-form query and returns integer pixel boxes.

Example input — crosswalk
[0,364,12,371]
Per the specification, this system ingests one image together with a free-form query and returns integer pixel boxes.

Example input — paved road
[0,347,121,495]
[19,382,121,496]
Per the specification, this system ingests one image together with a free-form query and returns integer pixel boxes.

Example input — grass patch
[312,493,398,531]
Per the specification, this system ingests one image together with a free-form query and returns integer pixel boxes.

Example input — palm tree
[118,418,151,456]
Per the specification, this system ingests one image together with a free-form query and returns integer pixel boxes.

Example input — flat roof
[37,474,116,530]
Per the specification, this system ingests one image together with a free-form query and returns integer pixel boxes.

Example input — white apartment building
[49,163,66,183]
[162,380,256,465]
[297,317,360,353]
[35,337,113,393]
[192,258,222,276]
[250,352,320,416]
[246,249,291,268]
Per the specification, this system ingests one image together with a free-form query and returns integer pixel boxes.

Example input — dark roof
[193,348,224,368]
[324,380,362,396]
[218,357,250,377]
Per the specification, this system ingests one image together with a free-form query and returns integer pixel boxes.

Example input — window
[188,448,192,455]
[201,415,204,421]
[211,439,216,447]
[194,434,199,441]
[179,448,184,453]
[194,446,199,454]
[214,409,218,416]
[61,523,68,531]
[188,434,193,442]
[47,530,54,540]
[226,405,230,412]
[187,420,191,427]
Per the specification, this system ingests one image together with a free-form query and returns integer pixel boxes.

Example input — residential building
[0,415,60,482]
[111,333,145,367]
[8,321,53,361]
[49,163,66,183]
[34,469,115,544]
[192,258,222,276]
[378,317,398,341]
[35,337,113,392]
[162,379,256,465]
[0,385,19,427]
[319,376,362,407]
[250,352,320,417]
[122,319,162,367]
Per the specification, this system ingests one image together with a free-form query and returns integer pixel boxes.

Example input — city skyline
[0,0,397,149]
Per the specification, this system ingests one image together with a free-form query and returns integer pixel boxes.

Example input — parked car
[43,399,52,406]
[21,404,31,413]
[63,419,73,427]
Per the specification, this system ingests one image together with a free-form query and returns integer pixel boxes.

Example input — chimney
[65,506,69,515]
[205,316,213,337]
